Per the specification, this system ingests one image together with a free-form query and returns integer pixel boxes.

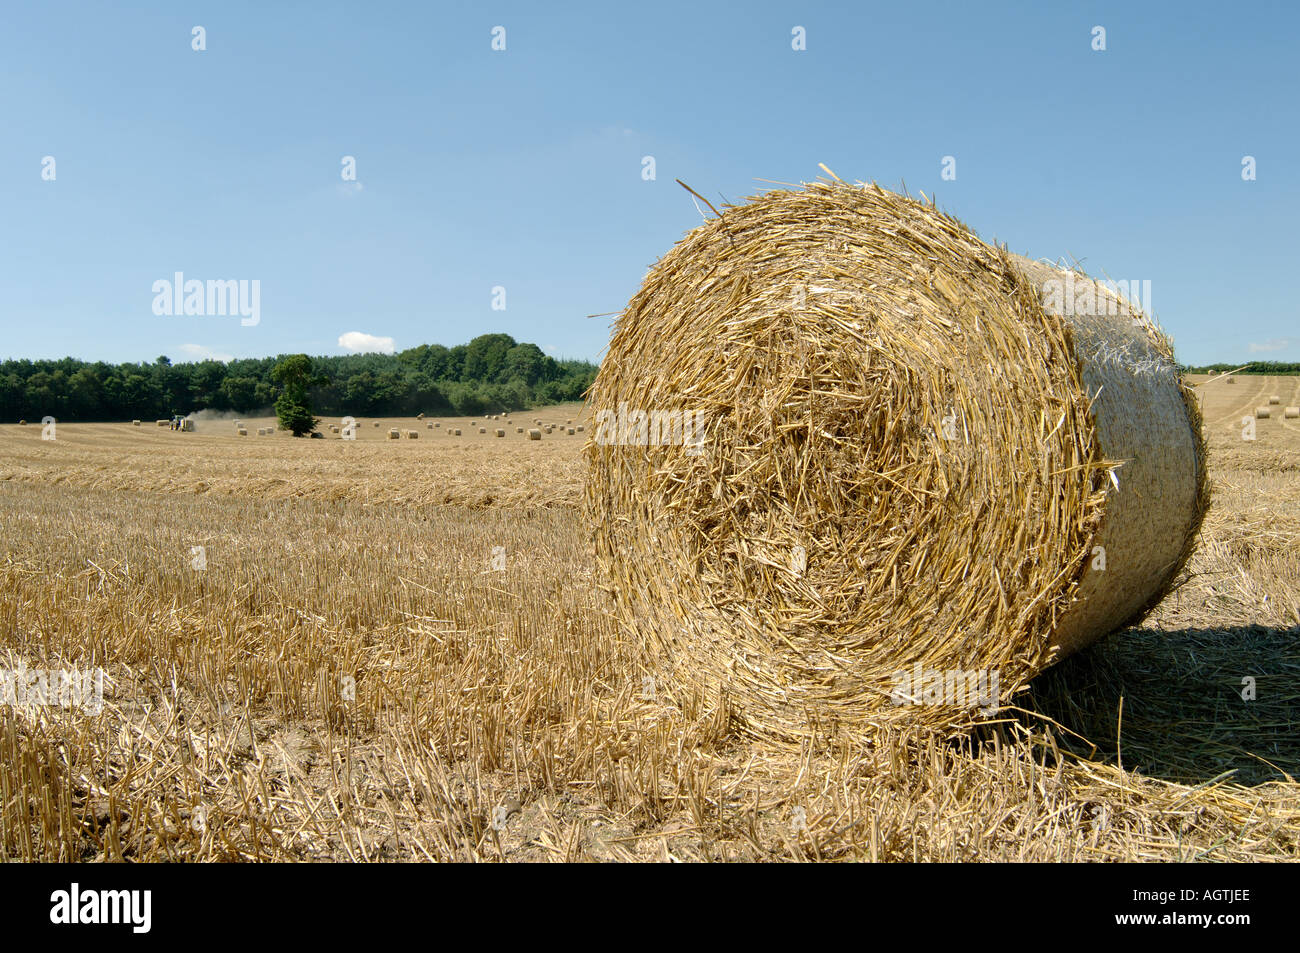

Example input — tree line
[1,334,598,422]
[1180,361,1300,375]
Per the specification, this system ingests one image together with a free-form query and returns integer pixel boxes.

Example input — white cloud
[338,331,395,355]
[1248,338,1293,354]
[178,343,233,363]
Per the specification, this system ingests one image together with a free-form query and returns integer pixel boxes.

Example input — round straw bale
[132,420,141,426]
[516,426,524,433]
[453,428,462,436]
[18,419,27,426]
[584,180,1207,740]
[1284,407,1299,418]
[406,429,418,439]
[1255,407,1271,419]
[373,421,380,427]
[237,428,247,436]
[528,428,542,440]
[1225,376,1234,383]
[388,428,400,439]
[577,424,585,432]
[155,420,167,427]
[567,428,576,435]
[479,427,487,434]
[1268,395,1281,405]
[417,412,425,419]
[495,429,505,437]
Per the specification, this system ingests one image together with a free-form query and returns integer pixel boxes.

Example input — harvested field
[1,382,1298,862]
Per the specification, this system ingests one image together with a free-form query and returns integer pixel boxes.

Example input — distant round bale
[388,428,400,439]
[585,179,1208,740]
[516,427,524,433]
[373,421,380,427]
[406,429,418,439]
[576,425,585,432]
[416,412,425,420]
[1268,396,1281,405]
[132,420,141,426]
[1284,407,1299,419]
[237,428,248,436]
[528,428,541,440]
[495,429,505,437]
[453,428,462,436]
[310,431,324,439]
[1225,376,1235,383]
[1256,407,1272,419]
[479,427,487,434]
[156,420,168,427]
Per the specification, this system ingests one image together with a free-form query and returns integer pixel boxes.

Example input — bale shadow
[1018,624,1300,786]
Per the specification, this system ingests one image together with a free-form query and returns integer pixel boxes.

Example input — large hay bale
[1268,395,1281,405]
[388,428,400,439]
[479,427,487,434]
[516,426,524,433]
[495,429,505,437]
[584,180,1207,740]
[156,419,168,427]
[528,428,541,440]
[1284,407,1300,419]
[453,428,462,436]
[132,420,141,426]
[1256,407,1272,419]
[237,428,248,436]
[406,429,418,439]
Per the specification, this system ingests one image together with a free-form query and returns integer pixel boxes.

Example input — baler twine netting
[584,180,1207,740]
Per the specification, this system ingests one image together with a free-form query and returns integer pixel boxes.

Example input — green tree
[271,354,325,436]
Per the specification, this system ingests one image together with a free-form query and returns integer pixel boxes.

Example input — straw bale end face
[584,180,1206,741]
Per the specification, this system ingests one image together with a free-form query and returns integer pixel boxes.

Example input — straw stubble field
[1,385,1298,861]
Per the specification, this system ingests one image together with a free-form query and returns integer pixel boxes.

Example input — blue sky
[1,1,1294,367]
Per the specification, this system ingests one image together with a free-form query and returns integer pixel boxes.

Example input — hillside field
[1,382,1298,861]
